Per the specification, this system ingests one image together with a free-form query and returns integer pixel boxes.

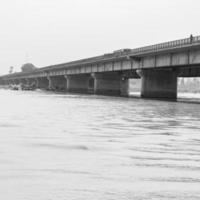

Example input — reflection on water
[0,89,200,200]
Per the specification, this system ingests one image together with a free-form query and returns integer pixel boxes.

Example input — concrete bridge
[1,35,200,99]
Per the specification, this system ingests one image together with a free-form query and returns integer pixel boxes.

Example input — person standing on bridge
[190,34,193,43]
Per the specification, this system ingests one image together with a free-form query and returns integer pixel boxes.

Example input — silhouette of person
[190,34,193,43]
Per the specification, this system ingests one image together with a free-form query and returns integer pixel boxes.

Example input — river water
[0,89,200,200]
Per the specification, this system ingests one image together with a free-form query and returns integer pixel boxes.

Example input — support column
[36,77,49,89]
[93,72,129,96]
[35,78,39,88]
[120,78,129,97]
[48,75,67,91]
[66,74,91,93]
[137,69,177,99]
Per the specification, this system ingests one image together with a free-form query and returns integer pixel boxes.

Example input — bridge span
[1,35,200,99]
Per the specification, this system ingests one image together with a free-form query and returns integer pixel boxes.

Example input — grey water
[0,89,200,200]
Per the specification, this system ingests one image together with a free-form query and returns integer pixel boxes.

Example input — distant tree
[21,63,37,72]
[9,66,14,74]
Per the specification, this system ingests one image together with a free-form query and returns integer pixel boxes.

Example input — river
[0,89,200,200]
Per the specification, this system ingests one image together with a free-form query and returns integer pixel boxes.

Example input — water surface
[0,89,200,200]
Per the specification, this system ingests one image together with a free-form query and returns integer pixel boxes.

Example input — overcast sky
[0,0,199,75]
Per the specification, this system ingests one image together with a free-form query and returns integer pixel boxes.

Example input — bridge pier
[137,69,177,99]
[36,77,49,89]
[93,72,129,96]
[48,75,67,91]
[121,77,129,97]
[66,74,91,93]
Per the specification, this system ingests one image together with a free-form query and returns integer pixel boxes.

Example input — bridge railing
[130,35,200,55]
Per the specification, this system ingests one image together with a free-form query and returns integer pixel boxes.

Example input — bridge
[1,35,200,99]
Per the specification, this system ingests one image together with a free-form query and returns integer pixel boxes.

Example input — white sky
[0,0,200,75]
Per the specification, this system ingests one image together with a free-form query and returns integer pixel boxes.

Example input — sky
[0,0,200,75]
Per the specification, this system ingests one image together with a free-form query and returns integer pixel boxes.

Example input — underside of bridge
[66,74,91,93]
[137,69,178,99]
[37,77,49,89]
[19,78,27,86]
[0,69,181,99]
[48,75,67,91]
[3,66,200,100]
[178,66,200,77]
[27,78,37,88]
[13,79,20,85]
[93,72,129,96]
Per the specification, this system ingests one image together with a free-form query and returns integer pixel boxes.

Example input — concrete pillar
[88,77,95,93]
[137,69,177,99]
[93,72,129,96]
[120,78,129,97]
[48,75,67,91]
[36,77,49,89]
[66,74,91,93]
[35,78,39,88]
